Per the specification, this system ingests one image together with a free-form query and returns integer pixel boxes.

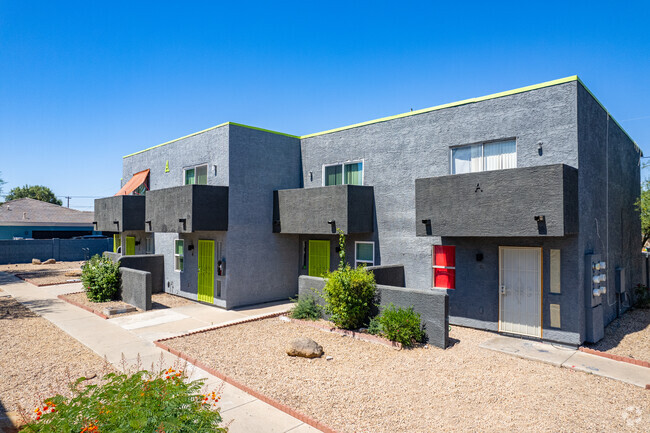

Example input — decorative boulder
[43,258,56,264]
[286,337,323,358]
[31,259,41,265]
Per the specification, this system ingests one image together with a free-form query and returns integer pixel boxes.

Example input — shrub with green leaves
[323,265,376,330]
[634,283,650,308]
[374,303,425,347]
[81,255,121,302]
[23,369,227,433]
[289,295,323,320]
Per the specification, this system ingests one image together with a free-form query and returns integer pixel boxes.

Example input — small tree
[5,185,62,205]
[0,171,5,198]
[636,180,650,247]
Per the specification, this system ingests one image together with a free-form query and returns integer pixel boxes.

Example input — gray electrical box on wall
[585,253,605,343]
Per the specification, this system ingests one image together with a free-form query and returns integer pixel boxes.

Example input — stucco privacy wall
[224,124,302,307]
[300,81,580,290]
[577,84,642,341]
[120,267,152,310]
[0,238,112,264]
[298,275,449,349]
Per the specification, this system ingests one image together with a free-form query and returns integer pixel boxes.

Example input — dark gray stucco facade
[96,76,641,346]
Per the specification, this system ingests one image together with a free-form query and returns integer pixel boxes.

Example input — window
[323,161,363,186]
[451,140,516,174]
[355,241,374,267]
[433,245,455,289]
[184,164,208,185]
[174,240,184,272]
[146,236,154,254]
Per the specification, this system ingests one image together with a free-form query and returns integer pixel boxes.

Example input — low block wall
[120,267,152,311]
[366,264,405,287]
[104,253,164,294]
[298,275,449,349]
[0,238,112,264]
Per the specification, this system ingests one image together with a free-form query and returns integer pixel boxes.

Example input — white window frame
[322,159,364,186]
[449,139,517,174]
[355,241,375,267]
[174,239,184,272]
[183,163,209,185]
[145,236,154,254]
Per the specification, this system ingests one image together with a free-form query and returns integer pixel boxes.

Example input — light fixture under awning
[115,169,150,196]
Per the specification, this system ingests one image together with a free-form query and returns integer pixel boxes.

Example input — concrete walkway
[0,272,322,433]
[480,335,650,389]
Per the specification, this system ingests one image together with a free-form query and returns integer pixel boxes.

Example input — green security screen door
[308,240,330,277]
[113,234,121,253]
[125,237,135,255]
[198,240,215,303]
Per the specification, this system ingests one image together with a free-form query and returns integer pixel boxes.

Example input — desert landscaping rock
[165,318,650,433]
[286,337,323,358]
[43,258,56,264]
[31,258,41,265]
[0,297,112,414]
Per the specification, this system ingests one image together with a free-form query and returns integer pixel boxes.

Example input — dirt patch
[60,292,194,317]
[0,261,85,286]
[164,318,650,433]
[0,297,112,416]
[587,308,650,363]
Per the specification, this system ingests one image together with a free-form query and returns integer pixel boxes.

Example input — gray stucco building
[95,76,642,345]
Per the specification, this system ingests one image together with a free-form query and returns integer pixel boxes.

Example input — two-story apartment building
[95,76,642,345]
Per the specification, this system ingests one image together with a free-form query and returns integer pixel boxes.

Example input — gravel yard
[166,318,650,432]
[61,292,194,317]
[0,296,112,415]
[588,308,650,362]
[0,261,84,286]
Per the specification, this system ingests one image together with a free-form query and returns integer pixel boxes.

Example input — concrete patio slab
[110,309,190,330]
[222,399,304,433]
[479,336,576,367]
[233,300,293,316]
[171,303,248,324]
[562,351,650,388]
[129,317,209,342]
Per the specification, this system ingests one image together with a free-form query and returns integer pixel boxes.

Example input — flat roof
[123,75,639,158]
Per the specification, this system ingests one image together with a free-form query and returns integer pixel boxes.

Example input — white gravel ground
[589,308,650,362]
[166,318,650,433]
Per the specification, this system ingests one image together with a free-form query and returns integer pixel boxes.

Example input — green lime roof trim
[123,75,638,158]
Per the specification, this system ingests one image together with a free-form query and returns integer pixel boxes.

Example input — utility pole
[65,196,71,208]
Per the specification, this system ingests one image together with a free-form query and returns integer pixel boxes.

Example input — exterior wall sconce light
[187,243,194,251]
[93,221,98,229]
[309,171,313,181]
[145,220,152,230]
[213,165,218,176]
[537,141,543,156]
[113,220,120,231]
[421,219,431,225]
[328,220,335,225]
[534,215,545,222]
[179,218,187,231]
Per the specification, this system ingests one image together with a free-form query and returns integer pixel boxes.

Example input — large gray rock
[286,337,323,358]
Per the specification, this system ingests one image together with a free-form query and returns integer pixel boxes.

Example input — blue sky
[1,1,649,210]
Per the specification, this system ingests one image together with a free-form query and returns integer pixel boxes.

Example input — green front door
[308,240,330,277]
[125,236,135,255]
[198,240,215,304]
[113,234,121,253]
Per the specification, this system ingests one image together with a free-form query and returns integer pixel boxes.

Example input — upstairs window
[184,164,208,185]
[451,140,516,174]
[323,161,363,186]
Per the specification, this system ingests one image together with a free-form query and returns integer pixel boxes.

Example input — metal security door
[308,240,330,277]
[198,240,215,304]
[113,234,121,253]
[125,236,135,256]
[499,247,542,338]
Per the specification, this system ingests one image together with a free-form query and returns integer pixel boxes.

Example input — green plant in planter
[81,255,121,302]
[22,368,227,433]
[374,303,425,347]
[289,295,323,320]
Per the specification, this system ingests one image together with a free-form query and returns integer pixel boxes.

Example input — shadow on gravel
[0,296,62,318]
[586,308,650,355]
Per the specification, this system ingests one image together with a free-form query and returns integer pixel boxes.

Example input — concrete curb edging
[57,292,109,320]
[153,312,339,433]
[579,347,650,369]
[286,317,403,350]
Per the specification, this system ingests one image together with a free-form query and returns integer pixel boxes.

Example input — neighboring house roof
[115,169,149,196]
[0,198,94,227]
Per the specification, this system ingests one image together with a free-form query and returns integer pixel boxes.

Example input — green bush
[289,295,323,320]
[23,369,227,433]
[375,303,425,347]
[81,255,121,302]
[634,284,650,308]
[323,265,376,330]
[367,315,382,335]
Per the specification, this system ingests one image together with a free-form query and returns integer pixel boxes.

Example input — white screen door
[499,247,542,338]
